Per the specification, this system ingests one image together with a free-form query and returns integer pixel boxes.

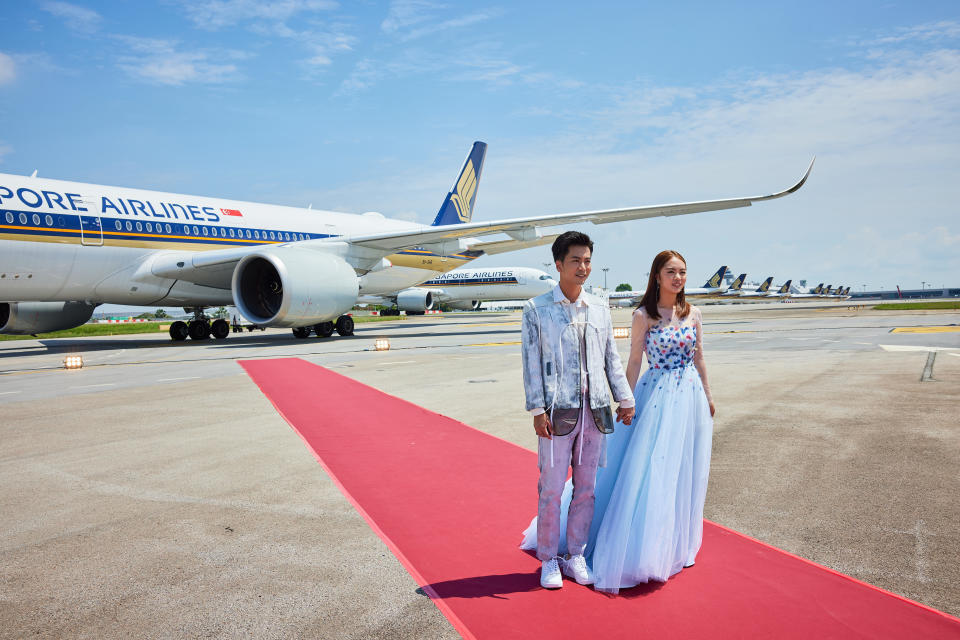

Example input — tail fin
[757,277,773,293]
[824,285,833,295]
[730,273,746,291]
[778,279,792,294]
[703,266,728,289]
[431,141,487,226]
[812,283,823,294]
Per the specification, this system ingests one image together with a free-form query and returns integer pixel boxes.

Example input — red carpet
[241,358,960,639]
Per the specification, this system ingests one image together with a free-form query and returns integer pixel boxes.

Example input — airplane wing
[340,159,814,253]
[148,158,813,288]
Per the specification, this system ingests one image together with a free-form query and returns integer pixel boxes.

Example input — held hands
[617,405,635,426]
[533,412,553,439]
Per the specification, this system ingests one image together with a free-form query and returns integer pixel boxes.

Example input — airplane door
[79,215,103,246]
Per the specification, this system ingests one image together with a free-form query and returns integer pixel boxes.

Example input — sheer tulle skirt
[520,364,713,593]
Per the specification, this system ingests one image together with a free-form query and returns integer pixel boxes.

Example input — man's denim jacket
[521,288,633,426]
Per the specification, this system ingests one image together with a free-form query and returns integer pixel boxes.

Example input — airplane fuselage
[0,173,476,307]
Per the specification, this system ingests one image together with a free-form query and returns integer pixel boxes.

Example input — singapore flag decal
[221,208,243,217]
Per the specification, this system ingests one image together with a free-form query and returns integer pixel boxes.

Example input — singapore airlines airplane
[361,266,556,315]
[738,277,775,298]
[0,141,813,340]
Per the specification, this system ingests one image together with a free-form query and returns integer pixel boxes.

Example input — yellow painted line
[467,341,521,347]
[890,326,960,334]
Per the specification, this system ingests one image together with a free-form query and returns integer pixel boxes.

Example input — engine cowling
[447,300,481,311]
[0,301,97,335]
[231,248,359,327]
[396,288,434,312]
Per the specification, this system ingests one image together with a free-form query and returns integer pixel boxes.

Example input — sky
[1,0,958,294]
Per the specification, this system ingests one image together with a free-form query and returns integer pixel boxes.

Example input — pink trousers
[536,408,604,561]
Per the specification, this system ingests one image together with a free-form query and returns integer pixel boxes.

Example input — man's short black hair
[551,230,594,263]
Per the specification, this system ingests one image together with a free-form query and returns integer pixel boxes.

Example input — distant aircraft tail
[431,141,487,226]
[778,279,792,294]
[729,273,746,291]
[812,283,823,294]
[896,285,902,298]
[823,285,833,295]
[757,277,773,293]
[702,266,728,289]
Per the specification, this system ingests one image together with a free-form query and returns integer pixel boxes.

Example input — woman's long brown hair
[638,250,690,321]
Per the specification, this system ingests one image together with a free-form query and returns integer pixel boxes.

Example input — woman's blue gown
[520,312,713,593]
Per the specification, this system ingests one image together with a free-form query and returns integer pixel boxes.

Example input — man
[521,231,635,589]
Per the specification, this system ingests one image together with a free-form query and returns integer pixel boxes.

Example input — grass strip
[873,301,960,310]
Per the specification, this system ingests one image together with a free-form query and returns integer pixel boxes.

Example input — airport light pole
[602,267,609,290]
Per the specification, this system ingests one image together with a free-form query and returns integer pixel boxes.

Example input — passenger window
[115,220,122,230]
[136,221,142,232]
[126,221,132,231]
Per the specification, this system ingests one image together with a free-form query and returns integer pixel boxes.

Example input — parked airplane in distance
[767,279,793,298]
[359,266,555,315]
[721,273,747,297]
[738,277,775,297]
[0,141,813,340]
[790,283,824,298]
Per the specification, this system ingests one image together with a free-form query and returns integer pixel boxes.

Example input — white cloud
[868,20,960,46]
[179,0,352,71]
[115,37,247,86]
[0,142,12,163]
[0,53,15,85]
[182,0,337,29]
[40,1,102,34]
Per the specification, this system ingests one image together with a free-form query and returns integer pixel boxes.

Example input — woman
[521,250,715,593]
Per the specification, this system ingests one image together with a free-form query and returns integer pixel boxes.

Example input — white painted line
[376,361,416,365]
[948,353,960,358]
[157,376,201,382]
[878,344,960,352]
[70,383,116,389]
[854,342,873,345]
[0,390,22,395]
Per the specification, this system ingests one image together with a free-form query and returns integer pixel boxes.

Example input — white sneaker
[562,554,594,585]
[540,557,563,589]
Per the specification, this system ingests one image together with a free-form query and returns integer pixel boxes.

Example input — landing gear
[169,321,189,341]
[292,326,311,339]
[380,307,401,317]
[188,319,210,340]
[211,318,230,340]
[335,315,354,336]
[314,321,334,338]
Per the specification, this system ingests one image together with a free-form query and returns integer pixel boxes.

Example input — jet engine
[447,300,481,311]
[396,288,434,312]
[0,301,97,335]
[231,248,359,328]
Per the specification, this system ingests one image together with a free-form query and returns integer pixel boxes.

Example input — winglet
[753,157,815,202]
[432,141,487,226]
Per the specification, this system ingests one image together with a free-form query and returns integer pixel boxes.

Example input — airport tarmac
[2,304,959,638]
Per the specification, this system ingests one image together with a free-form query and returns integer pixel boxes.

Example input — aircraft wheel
[335,315,354,336]
[169,321,189,341]
[407,310,425,316]
[292,326,311,339]
[314,321,334,338]
[211,319,230,340]
[188,320,210,340]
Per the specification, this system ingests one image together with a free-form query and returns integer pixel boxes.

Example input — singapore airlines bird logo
[450,160,478,223]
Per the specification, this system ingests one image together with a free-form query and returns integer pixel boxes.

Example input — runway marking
[69,383,116,389]
[467,341,521,347]
[0,390,22,395]
[157,376,201,382]
[375,361,416,365]
[878,344,960,352]
[891,326,960,334]
[706,330,758,334]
